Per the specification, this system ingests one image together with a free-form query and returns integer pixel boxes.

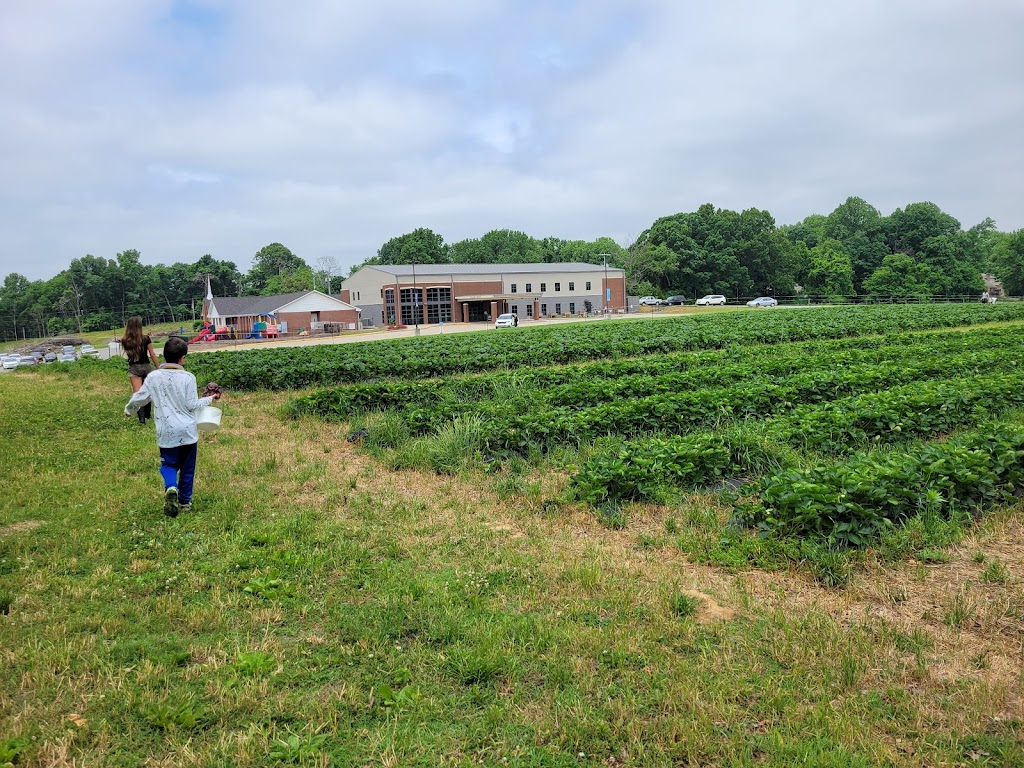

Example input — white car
[695,295,727,306]
[80,344,99,356]
[746,297,778,308]
[495,313,519,328]
[1,355,19,370]
[638,296,665,306]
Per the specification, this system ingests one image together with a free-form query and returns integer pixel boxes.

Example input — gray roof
[363,262,621,277]
[209,291,312,316]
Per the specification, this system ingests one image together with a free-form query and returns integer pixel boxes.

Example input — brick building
[339,262,627,326]
[203,290,360,335]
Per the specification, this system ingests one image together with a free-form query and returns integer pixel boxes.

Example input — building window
[554,282,561,292]
[540,282,546,292]
[399,288,422,325]
[555,303,562,315]
[541,303,547,316]
[525,283,532,292]
[511,305,518,316]
[526,304,533,317]
[569,302,576,314]
[569,282,575,291]
[426,287,452,323]
[511,283,517,293]
[586,281,592,290]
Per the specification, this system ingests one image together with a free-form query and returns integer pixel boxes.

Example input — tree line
[0,243,333,341]
[354,198,1024,301]
[3,197,1023,341]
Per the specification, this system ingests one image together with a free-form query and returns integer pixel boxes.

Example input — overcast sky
[2,0,1022,281]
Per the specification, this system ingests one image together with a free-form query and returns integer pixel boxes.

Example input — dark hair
[120,316,145,357]
[163,336,188,363]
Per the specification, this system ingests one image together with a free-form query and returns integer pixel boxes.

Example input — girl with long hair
[120,316,160,424]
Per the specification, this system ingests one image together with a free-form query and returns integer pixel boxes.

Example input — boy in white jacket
[125,336,222,516]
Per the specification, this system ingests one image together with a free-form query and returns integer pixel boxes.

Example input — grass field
[1,324,1023,766]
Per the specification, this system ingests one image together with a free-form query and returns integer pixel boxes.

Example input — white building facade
[340,263,627,326]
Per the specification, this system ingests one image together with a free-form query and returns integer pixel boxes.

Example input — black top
[126,335,152,365]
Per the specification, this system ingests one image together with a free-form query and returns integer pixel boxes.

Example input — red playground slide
[189,323,215,343]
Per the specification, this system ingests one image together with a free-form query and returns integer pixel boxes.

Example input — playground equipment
[189,321,233,342]
[189,321,216,343]
[244,312,280,340]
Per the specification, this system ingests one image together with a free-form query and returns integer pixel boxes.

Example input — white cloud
[1,0,1022,279]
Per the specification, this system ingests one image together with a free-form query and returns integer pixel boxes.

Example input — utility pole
[412,262,420,336]
[597,253,612,315]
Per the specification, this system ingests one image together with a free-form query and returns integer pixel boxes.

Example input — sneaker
[164,487,179,517]
[178,503,191,514]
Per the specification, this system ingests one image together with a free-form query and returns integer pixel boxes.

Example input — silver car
[695,294,727,306]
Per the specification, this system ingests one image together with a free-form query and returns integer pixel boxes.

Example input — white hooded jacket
[124,364,215,448]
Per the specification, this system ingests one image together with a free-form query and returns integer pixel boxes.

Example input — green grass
[2,364,1023,766]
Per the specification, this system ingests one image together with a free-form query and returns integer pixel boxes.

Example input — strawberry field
[189,302,1024,390]
[283,304,1024,572]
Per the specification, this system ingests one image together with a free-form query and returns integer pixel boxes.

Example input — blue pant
[159,443,198,505]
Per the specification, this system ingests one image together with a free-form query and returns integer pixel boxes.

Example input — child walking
[124,337,222,517]
[120,316,161,424]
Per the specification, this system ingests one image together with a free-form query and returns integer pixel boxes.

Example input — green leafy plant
[242,571,292,600]
[373,683,424,711]
[0,736,29,766]
[140,697,212,732]
[268,728,328,763]
[235,650,276,676]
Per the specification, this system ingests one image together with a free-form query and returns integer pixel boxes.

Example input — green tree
[449,238,491,264]
[263,267,316,295]
[248,243,307,293]
[781,214,827,250]
[374,228,449,265]
[884,202,960,256]
[990,229,1024,295]
[190,254,242,297]
[621,243,679,295]
[477,230,544,263]
[804,240,854,297]
[862,253,945,298]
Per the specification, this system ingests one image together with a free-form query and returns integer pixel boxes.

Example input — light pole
[597,253,611,315]
[412,262,420,336]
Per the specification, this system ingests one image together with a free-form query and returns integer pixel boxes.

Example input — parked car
[638,296,665,306]
[80,344,99,356]
[495,313,519,328]
[18,355,37,366]
[695,295,727,306]
[664,295,687,306]
[746,296,778,308]
[43,352,58,363]
[1,355,19,370]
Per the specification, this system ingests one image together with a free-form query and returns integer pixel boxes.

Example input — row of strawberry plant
[290,324,1024,420]
[732,424,1024,547]
[569,373,1024,504]
[190,302,1024,390]
[416,353,1024,455]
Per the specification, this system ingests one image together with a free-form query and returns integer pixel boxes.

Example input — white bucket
[196,406,222,433]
